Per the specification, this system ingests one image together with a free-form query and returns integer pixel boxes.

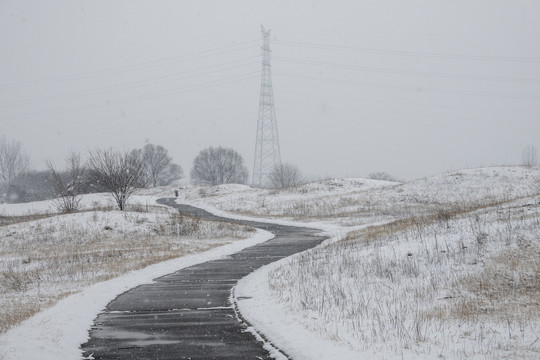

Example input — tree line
[0,138,184,211]
[0,136,305,211]
[6,133,537,213]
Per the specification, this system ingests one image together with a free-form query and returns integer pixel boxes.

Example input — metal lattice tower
[253,26,281,187]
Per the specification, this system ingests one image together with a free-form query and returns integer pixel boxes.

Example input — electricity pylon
[253,26,281,187]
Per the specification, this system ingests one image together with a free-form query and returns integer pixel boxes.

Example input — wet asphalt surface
[80,198,326,359]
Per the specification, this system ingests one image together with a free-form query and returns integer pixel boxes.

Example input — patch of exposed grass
[451,246,540,322]
[0,208,254,333]
[269,198,540,358]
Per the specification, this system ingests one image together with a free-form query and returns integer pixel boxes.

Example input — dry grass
[269,197,540,358]
[0,208,254,333]
[186,167,540,228]
[450,246,540,322]
[0,213,56,226]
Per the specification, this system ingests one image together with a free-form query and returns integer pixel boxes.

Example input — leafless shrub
[47,151,85,213]
[86,148,145,210]
[268,163,304,189]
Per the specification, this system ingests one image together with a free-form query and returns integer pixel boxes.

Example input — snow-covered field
[181,166,540,360]
[0,193,258,359]
[233,167,540,360]
[257,197,540,359]
[1,165,539,359]
[170,166,540,227]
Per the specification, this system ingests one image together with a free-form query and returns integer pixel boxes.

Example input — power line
[0,56,260,107]
[111,72,258,105]
[4,35,538,123]
[274,71,540,100]
[0,40,259,89]
[273,56,540,83]
[274,40,540,63]
[0,71,260,121]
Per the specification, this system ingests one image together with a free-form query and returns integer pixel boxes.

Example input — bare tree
[522,145,538,167]
[191,146,248,186]
[8,170,52,203]
[159,163,184,186]
[86,148,144,210]
[47,151,85,213]
[269,163,304,189]
[0,136,30,193]
[138,144,183,187]
[368,171,398,182]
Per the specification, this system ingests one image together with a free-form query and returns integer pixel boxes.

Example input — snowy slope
[0,229,273,359]
[0,166,538,359]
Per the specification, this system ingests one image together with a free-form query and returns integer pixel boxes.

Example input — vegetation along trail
[81,198,326,359]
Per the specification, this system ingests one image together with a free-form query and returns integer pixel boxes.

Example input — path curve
[81,199,326,359]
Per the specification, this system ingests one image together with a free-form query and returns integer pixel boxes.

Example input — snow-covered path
[80,199,326,359]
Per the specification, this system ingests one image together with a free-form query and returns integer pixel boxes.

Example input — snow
[0,193,131,217]
[0,228,273,359]
[234,243,364,360]
[234,254,435,360]
[1,165,539,359]
[0,193,168,217]
[233,167,540,360]
[186,166,540,360]
[166,166,540,227]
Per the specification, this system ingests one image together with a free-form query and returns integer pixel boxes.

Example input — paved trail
[81,199,326,359]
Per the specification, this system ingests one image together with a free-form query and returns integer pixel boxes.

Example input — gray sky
[1,0,539,181]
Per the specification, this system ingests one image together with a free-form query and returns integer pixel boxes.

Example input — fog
[1,1,539,181]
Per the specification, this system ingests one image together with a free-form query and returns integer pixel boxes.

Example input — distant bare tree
[86,148,145,210]
[138,144,183,187]
[368,171,398,182]
[191,146,248,186]
[0,136,30,193]
[159,163,184,186]
[522,145,538,167]
[47,151,85,213]
[269,163,304,189]
[8,170,52,203]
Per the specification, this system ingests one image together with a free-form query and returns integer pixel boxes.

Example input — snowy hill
[171,166,540,226]
[1,166,539,359]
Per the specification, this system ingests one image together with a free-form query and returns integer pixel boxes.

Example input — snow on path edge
[0,229,273,360]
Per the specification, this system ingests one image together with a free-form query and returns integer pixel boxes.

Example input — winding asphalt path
[80,198,326,359]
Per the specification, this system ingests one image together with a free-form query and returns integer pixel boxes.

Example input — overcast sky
[1,1,539,181]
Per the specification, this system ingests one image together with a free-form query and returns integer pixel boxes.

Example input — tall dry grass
[0,206,254,333]
[269,198,540,358]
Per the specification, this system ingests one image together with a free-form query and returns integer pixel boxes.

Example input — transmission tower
[253,26,282,187]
